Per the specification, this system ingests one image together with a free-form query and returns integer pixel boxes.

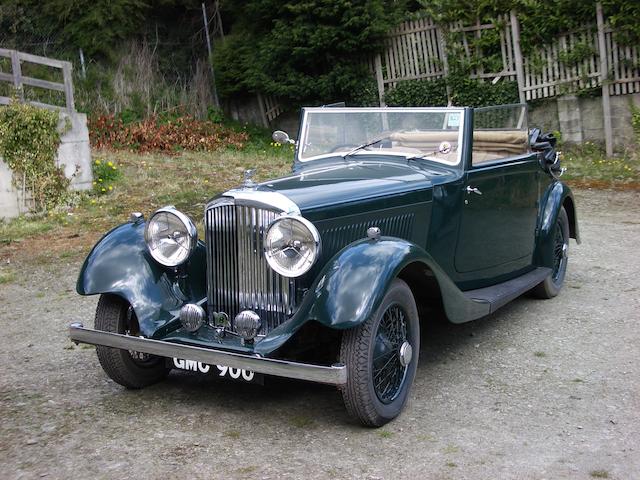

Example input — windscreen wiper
[405,150,442,162]
[342,136,387,158]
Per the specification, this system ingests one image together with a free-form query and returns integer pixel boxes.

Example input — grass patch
[0,216,58,244]
[0,269,16,284]
[0,129,291,260]
[562,141,640,188]
[445,462,457,468]
[377,430,394,438]
[223,429,241,439]
[442,444,460,454]
[534,351,547,358]
[590,470,609,478]
[289,414,315,429]
[236,466,257,475]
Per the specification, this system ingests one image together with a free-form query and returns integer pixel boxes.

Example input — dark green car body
[75,106,579,362]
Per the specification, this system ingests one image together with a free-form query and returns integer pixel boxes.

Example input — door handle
[465,186,482,195]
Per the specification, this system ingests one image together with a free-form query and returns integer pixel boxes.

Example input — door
[455,156,539,275]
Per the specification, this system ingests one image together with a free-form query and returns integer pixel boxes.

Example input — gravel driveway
[1,189,638,480]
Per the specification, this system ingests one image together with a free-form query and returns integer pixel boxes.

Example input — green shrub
[383,76,518,108]
[384,79,448,107]
[631,103,640,144]
[448,76,519,107]
[0,99,68,211]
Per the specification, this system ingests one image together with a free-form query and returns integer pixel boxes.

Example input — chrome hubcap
[399,341,413,367]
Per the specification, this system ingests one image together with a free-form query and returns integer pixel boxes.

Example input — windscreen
[299,108,465,165]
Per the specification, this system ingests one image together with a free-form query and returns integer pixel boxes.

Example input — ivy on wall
[0,99,68,211]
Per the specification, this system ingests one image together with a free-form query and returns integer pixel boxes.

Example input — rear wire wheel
[95,294,170,389]
[532,206,570,299]
[340,279,420,427]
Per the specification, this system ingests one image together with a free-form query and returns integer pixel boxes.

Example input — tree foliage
[0,0,204,59]
[214,0,405,104]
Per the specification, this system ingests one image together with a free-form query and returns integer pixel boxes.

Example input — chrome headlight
[264,216,320,277]
[144,207,197,267]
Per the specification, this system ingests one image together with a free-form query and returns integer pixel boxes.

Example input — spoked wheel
[95,294,170,389]
[373,305,412,404]
[532,206,570,299]
[340,279,420,427]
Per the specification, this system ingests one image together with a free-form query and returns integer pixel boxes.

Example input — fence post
[436,26,452,105]
[374,53,386,107]
[596,2,613,156]
[62,62,75,112]
[10,50,24,101]
[509,11,526,104]
[256,93,270,128]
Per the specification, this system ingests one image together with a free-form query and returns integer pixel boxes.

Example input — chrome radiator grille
[205,201,296,334]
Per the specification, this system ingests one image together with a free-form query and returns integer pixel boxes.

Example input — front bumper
[69,323,347,385]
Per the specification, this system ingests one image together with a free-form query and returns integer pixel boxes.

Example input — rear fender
[76,222,207,338]
[534,181,580,268]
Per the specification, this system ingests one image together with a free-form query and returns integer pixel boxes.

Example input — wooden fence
[0,48,75,112]
[373,7,640,105]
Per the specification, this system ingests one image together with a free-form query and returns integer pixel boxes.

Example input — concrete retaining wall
[1,111,92,219]
[529,92,640,149]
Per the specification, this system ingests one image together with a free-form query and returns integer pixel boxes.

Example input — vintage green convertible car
[69,104,579,426]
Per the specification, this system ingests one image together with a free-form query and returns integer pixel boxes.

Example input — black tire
[532,206,570,299]
[340,279,420,427]
[95,294,170,389]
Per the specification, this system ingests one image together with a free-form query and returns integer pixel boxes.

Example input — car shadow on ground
[105,296,534,426]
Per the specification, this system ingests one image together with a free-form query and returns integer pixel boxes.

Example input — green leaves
[384,75,518,108]
[384,79,448,107]
[0,100,68,211]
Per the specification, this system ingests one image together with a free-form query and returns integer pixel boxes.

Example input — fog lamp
[234,310,262,341]
[180,303,206,332]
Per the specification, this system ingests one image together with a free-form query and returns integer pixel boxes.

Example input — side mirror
[272,130,295,145]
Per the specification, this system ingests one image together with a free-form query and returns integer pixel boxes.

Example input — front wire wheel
[340,279,420,427]
[95,294,170,389]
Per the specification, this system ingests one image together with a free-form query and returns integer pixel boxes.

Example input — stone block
[57,112,92,190]
[0,110,92,219]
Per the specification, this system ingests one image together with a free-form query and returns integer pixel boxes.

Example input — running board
[463,267,552,314]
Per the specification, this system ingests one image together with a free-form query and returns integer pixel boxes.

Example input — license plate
[170,357,262,384]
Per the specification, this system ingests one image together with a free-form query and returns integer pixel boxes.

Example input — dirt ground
[0,189,638,480]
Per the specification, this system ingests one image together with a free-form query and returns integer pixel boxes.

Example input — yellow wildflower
[98,178,103,182]
[107,161,113,167]
[95,160,101,165]
[108,186,113,191]
[101,188,106,192]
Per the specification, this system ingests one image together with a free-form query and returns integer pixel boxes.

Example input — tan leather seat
[388,130,529,164]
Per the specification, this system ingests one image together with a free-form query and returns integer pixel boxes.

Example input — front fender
[76,221,206,338]
[534,181,580,268]
[256,237,490,355]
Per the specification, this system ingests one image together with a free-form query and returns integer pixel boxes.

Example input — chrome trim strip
[69,324,347,385]
[207,190,301,216]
